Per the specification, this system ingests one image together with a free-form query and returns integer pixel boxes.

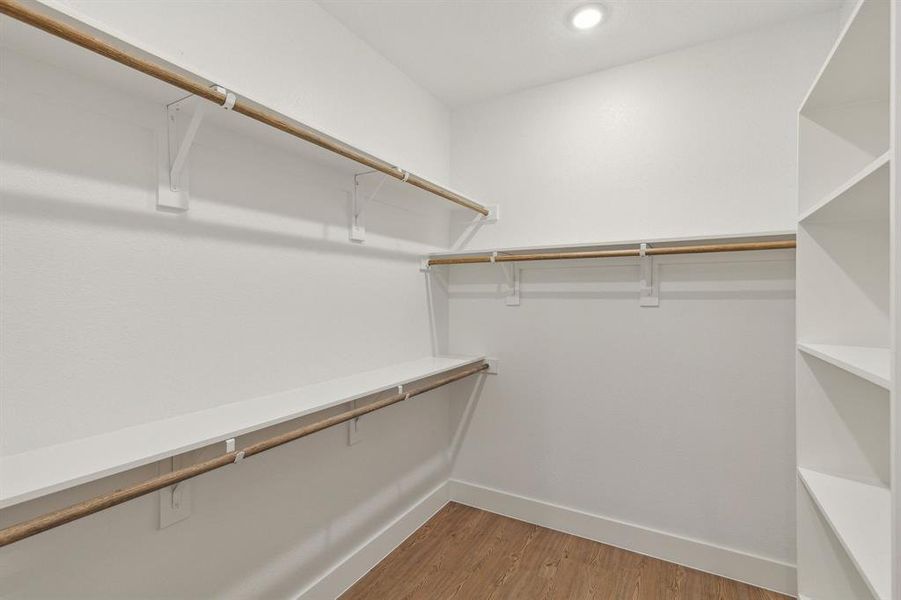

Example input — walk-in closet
[0,0,898,598]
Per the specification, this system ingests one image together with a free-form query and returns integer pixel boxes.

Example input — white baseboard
[298,482,450,599]
[298,478,797,599]
[449,479,797,597]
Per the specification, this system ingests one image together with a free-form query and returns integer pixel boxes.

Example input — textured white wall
[447,12,839,571]
[0,1,455,597]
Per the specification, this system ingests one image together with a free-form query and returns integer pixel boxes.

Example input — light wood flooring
[341,502,791,600]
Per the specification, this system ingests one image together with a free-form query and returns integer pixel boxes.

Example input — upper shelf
[800,0,890,114]
[0,0,489,216]
[0,355,485,510]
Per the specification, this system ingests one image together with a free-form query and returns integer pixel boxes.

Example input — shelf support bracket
[158,85,235,211]
[168,98,205,195]
[451,204,500,250]
[347,399,362,445]
[639,243,659,307]
[351,170,389,242]
[491,253,520,306]
[159,454,192,528]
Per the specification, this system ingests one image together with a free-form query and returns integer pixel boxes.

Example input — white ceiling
[316,0,840,107]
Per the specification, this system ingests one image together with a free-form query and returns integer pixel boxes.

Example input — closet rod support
[167,85,234,194]
[351,170,389,242]
[167,96,206,194]
[639,243,659,307]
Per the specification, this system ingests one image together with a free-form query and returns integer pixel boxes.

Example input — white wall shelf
[797,343,890,390]
[799,468,891,600]
[799,152,890,224]
[0,355,485,510]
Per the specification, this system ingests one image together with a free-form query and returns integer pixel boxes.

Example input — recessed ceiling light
[569,4,605,31]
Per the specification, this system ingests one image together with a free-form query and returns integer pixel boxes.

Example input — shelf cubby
[798,0,890,216]
[797,350,890,487]
[797,216,890,349]
[799,152,890,224]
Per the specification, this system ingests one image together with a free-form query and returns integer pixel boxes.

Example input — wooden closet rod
[0,362,488,547]
[428,240,797,266]
[0,0,490,217]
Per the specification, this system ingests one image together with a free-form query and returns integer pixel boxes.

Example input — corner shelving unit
[795,1,896,598]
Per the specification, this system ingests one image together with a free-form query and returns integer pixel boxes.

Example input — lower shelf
[798,468,891,600]
[0,355,485,509]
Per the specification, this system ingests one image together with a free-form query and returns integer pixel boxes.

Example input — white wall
[446,11,840,591]
[41,0,451,184]
[450,13,839,248]
[0,1,458,597]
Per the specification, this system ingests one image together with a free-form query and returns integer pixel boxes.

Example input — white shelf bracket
[350,170,389,242]
[158,85,235,211]
[491,253,520,306]
[168,99,205,193]
[422,260,449,295]
[639,243,659,307]
[450,204,500,250]
[347,398,362,446]
[159,454,192,529]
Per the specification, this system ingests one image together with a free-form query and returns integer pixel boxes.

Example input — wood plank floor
[341,502,791,600]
